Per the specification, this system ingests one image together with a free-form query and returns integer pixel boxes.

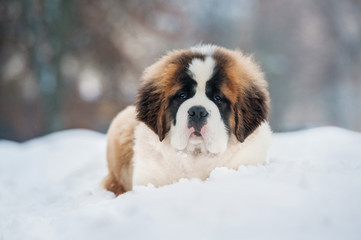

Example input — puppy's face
[136,45,269,154]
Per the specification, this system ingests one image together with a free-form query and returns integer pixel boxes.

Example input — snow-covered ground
[0,127,361,240]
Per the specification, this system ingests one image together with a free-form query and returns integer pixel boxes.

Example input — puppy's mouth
[188,128,205,145]
[192,131,202,137]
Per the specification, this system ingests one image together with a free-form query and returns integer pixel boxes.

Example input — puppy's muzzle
[188,106,208,135]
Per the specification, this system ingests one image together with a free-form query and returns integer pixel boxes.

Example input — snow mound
[1,127,361,240]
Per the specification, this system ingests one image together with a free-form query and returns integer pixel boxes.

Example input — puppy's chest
[131,123,241,187]
[168,151,225,178]
[132,149,228,187]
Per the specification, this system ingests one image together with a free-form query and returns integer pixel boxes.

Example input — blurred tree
[24,0,74,131]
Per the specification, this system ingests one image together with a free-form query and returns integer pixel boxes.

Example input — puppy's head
[136,45,269,154]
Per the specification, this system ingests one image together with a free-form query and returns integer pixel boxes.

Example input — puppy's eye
[179,92,187,99]
[213,95,223,102]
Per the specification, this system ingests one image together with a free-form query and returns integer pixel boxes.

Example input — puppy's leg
[103,172,126,195]
[103,106,138,196]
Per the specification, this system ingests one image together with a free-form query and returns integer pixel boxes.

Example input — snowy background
[1,127,361,240]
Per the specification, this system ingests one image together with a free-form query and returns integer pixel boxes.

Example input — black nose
[188,106,208,133]
[188,106,208,119]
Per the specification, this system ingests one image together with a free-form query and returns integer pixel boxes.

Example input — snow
[1,127,361,240]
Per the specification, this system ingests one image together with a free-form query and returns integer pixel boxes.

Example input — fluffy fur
[103,45,272,195]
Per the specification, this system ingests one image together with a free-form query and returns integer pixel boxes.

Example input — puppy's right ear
[136,81,170,141]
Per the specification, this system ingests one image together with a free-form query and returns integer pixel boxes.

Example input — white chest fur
[132,122,272,187]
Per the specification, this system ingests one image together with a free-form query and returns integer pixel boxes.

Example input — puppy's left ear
[136,81,170,141]
[233,84,270,142]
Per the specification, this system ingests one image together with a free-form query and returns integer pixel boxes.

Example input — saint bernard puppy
[103,45,272,195]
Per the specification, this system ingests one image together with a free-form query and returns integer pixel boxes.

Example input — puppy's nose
[188,106,208,134]
[188,106,208,119]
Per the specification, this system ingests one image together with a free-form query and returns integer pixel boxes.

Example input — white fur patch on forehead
[188,56,215,92]
[190,44,216,56]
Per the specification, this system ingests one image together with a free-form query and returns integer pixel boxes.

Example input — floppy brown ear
[136,81,170,141]
[233,85,269,142]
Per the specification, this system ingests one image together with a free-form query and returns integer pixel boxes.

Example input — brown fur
[103,106,138,195]
[136,51,207,141]
[214,47,270,142]
[103,46,269,196]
